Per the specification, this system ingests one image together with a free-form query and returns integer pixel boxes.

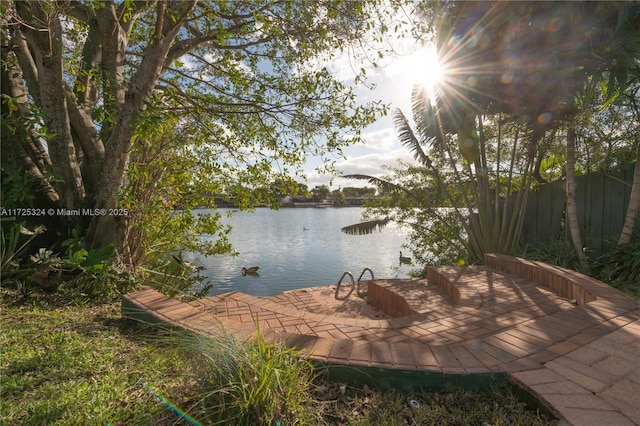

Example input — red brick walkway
[122,254,640,425]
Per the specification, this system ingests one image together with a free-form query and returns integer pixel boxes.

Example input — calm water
[190,207,412,296]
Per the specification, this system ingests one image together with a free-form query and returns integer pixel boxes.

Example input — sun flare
[410,47,445,93]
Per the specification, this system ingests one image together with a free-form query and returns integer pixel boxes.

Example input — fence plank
[519,162,637,258]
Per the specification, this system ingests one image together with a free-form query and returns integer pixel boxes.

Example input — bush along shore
[0,289,559,425]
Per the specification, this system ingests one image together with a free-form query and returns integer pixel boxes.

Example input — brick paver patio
[123,254,640,425]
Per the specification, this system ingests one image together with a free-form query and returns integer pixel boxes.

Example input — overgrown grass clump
[594,233,640,300]
[186,329,317,425]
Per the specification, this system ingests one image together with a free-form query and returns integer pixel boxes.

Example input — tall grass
[1,291,317,425]
[186,326,317,425]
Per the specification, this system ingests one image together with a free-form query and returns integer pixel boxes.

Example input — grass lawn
[1,289,558,425]
[0,290,196,425]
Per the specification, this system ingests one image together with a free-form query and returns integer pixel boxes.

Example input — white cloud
[289,3,441,189]
[302,146,416,188]
[324,50,362,82]
[361,128,395,151]
[337,149,411,176]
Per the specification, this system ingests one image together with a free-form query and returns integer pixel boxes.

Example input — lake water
[190,207,412,296]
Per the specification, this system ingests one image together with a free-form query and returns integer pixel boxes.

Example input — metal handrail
[356,267,374,297]
[334,271,355,300]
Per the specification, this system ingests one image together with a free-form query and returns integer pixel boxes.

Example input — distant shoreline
[193,204,365,209]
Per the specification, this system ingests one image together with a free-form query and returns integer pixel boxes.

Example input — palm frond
[341,218,392,235]
[392,108,432,167]
[411,84,445,149]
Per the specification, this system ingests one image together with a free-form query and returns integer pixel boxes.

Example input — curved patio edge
[122,254,640,425]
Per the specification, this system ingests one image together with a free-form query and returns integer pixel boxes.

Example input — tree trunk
[14,2,85,208]
[1,31,59,203]
[85,1,197,254]
[566,120,591,273]
[618,148,640,245]
[85,109,137,251]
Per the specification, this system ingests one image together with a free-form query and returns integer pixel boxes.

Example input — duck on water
[399,251,412,264]
[241,266,260,276]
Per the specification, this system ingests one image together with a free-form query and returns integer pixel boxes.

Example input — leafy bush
[596,231,640,287]
[56,236,135,303]
[0,169,39,209]
[1,223,134,302]
[1,220,48,295]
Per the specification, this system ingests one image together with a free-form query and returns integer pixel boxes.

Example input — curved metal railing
[335,268,374,300]
[356,267,374,297]
[334,271,355,300]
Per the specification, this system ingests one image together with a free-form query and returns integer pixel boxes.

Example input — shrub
[1,220,48,296]
[595,231,640,298]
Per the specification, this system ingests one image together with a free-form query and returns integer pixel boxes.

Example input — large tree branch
[64,84,104,201]
[164,20,264,67]
[1,31,52,177]
[57,0,91,23]
[154,0,163,42]
[126,1,197,108]
[117,0,155,34]
[95,3,128,116]
[74,21,102,107]
[11,27,40,104]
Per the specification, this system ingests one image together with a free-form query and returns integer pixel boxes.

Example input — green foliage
[0,223,133,302]
[576,77,640,175]
[137,253,208,298]
[0,220,47,295]
[0,169,37,208]
[121,111,235,268]
[4,0,392,261]
[342,186,377,197]
[311,184,331,202]
[1,221,44,272]
[596,232,640,286]
[191,327,316,425]
[437,2,640,132]
[431,1,640,267]
[57,235,134,303]
[520,239,581,271]
[349,166,470,265]
[344,107,532,266]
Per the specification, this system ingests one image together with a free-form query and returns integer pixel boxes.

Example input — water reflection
[194,208,412,296]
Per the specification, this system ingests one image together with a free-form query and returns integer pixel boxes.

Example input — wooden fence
[520,162,637,258]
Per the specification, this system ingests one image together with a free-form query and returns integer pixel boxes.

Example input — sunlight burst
[407,47,445,102]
